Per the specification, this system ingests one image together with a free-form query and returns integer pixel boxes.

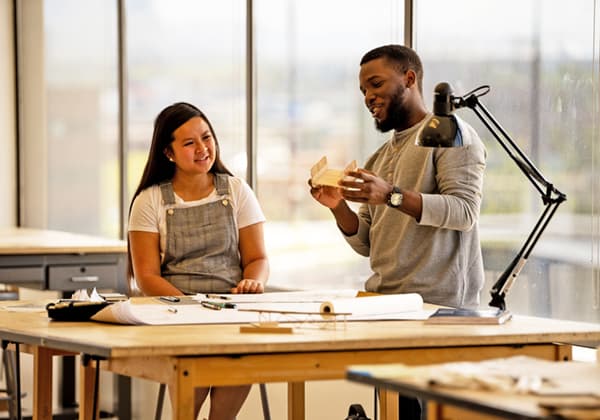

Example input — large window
[255,0,403,290]
[19,0,119,236]
[126,0,246,207]
[415,0,600,320]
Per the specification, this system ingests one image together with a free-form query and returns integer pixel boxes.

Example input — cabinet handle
[70,276,100,283]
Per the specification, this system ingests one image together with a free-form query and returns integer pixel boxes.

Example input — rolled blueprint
[319,293,423,316]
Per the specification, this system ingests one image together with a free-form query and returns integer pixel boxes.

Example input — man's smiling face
[359,57,412,132]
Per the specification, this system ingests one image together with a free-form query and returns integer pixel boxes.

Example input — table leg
[32,346,53,420]
[379,389,399,420]
[61,356,77,409]
[171,369,195,420]
[287,382,305,420]
[78,359,98,420]
[114,375,131,419]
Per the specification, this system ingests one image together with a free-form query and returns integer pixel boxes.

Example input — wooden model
[310,156,357,187]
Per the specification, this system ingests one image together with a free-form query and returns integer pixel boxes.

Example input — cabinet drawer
[0,267,44,285]
[48,264,118,291]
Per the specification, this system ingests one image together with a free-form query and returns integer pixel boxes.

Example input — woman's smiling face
[167,116,216,174]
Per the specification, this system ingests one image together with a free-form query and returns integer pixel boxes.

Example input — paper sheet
[91,291,431,325]
[91,300,263,325]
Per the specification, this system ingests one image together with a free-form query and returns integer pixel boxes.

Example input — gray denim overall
[160,174,242,294]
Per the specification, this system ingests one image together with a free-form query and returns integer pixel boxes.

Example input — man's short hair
[360,45,424,94]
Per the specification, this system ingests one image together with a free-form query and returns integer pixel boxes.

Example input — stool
[155,382,271,420]
[0,285,27,420]
[0,349,25,420]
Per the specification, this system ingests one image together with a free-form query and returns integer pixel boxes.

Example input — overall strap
[214,173,230,196]
[159,182,176,205]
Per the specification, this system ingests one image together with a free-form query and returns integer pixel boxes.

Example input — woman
[128,102,269,419]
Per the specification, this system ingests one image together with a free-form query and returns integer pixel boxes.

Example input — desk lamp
[416,82,567,311]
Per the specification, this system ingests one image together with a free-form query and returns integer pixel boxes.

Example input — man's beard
[375,86,409,133]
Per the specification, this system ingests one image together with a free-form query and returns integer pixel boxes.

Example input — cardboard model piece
[310,156,357,187]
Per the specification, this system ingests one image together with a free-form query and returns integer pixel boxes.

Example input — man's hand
[308,179,344,209]
[339,169,392,205]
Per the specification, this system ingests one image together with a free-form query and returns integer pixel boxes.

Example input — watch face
[390,193,403,206]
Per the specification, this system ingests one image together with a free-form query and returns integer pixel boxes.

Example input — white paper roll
[319,293,423,316]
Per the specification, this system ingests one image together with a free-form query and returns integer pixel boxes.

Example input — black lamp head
[416,82,463,148]
[433,82,455,116]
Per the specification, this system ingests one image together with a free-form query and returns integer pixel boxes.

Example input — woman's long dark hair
[130,102,233,210]
[127,102,233,292]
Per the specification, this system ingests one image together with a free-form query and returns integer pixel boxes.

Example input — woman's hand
[231,278,264,294]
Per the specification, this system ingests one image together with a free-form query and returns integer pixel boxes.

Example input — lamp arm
[459,94,559,197]
[456,93,567,311]
[488,200,563,310]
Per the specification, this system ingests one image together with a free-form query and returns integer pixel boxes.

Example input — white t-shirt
[128,176,265,261]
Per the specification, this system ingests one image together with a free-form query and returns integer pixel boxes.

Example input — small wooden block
[239,323,294,334]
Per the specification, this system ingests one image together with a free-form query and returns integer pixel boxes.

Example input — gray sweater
[344,115,486,308]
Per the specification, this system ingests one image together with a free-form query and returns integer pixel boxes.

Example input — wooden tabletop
[1,302,599,360]
[0,227,126,255]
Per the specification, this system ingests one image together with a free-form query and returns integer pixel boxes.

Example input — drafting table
[347,355,600,419]
[0,227,127,292]
[0,227,128,417]
[1,303,600,420]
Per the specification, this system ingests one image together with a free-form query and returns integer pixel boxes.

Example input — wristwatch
[387,186,403,208]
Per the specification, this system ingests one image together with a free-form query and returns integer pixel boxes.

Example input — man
[310,44,486,309]
[309,42,487,420]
